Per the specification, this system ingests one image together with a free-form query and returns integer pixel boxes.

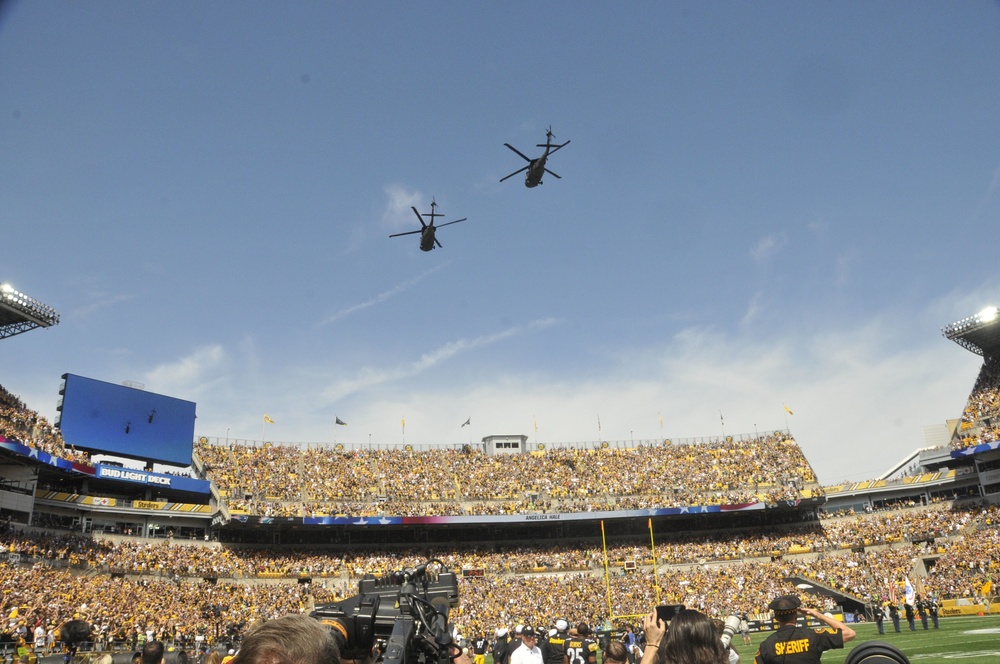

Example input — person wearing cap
[493,628,513,664]
[510,627,543,664]
[542,619,569,664]
[752,595,855,664]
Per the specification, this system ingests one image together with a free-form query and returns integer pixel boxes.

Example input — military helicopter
[500,126,570,188]
[389,199,467,252]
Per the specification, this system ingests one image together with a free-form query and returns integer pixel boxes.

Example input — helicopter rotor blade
[546,139,570,155]
[411,206,428,228]
[500,166,529,182]
[503,143,532,162]
[435,237,443,249]
[389,229,422,238]
[543,168,562,179]
[435,217,467,229]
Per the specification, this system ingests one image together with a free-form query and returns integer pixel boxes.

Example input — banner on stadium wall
[93,464,209,493]
[951,440,1000,457]
[225,501,770,526]
[0,437,210,494]
[0,438,95,475]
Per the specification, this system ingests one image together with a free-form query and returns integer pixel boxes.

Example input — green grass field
[735,614,1000,663]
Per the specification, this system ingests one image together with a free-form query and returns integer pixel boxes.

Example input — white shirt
[510,642,544,664]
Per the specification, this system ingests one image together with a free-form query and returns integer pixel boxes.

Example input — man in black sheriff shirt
[753,595,855,664]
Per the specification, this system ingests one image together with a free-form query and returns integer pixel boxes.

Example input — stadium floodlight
[942,305,1000,357]
[0,282,60,340]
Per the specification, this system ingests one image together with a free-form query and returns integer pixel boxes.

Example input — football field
[740,614,1000,663]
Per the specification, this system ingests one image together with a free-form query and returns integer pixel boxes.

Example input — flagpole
[601,520,613,620]
[649,518,660,605]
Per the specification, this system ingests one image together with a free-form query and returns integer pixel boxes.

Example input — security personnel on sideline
[753,595,855,664]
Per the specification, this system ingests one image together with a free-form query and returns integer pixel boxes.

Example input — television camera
[312,559,459,664]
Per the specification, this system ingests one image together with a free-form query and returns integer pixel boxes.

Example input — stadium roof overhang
[942,306,1000,357]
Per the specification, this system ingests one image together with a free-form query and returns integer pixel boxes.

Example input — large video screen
[56,373,196,467]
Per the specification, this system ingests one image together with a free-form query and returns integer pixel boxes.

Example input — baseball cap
[522,626,536,638]
[555,619,569,632]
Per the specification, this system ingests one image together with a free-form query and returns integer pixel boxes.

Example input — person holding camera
[752,595,854,664]
[640,608,728,664]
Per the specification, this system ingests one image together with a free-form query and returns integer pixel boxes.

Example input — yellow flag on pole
[263,414,275,424]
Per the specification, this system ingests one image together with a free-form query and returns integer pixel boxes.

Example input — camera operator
[640,608,727,664]
[752,595,855,664]
[711,619,740,664]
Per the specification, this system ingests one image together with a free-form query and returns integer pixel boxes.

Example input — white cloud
[69,292,135,318]
[319,318,558,403]
[382,184,424,231]
[142,345,228,400]
[750,233,787,263]
[317,264,448,327]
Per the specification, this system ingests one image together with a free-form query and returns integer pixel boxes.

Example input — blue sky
[2,2,998,484]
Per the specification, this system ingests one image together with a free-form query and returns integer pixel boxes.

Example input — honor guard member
[873,605,885,635]
[472,634,488,664]
[753,595,855,664]
[542,620,570,664]
[888,603,901,632]
[927,595,940,629]
[903,602,916,631]
[915,596,929,630]
[563,623,598,664]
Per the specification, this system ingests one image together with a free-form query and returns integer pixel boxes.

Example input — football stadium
[2,285,999,664]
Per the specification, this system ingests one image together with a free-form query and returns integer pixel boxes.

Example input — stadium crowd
[196,436,816,518]
[955,355,1000,450]
[0,510,1000,641]
[0,501,996,643]
[0,385,88,464]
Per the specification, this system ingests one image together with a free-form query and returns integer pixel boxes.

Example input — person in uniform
[915,596,928,630]
[903,602,916,631]
[873,605,884,635]
[563,623,598,664]
[493,628,512,664]
[927,595,940,629]
[752,595,855,664]
[888,603,901,633]
[472,634,488,664]
[542,620,570,664]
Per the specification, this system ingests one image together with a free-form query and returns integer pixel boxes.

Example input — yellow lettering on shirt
[775,639,810,655]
